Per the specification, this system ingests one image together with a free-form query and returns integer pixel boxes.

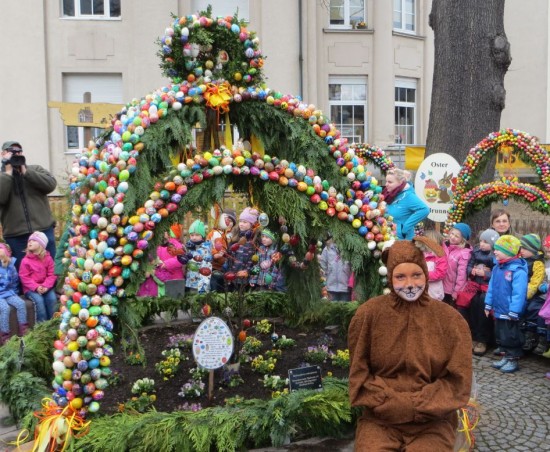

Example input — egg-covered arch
[447,128,550,229]
[48,9,401,428]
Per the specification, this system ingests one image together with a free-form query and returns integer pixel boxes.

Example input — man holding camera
[0,141,57,268]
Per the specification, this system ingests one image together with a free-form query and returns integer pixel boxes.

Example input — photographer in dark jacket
[0,141,57,269]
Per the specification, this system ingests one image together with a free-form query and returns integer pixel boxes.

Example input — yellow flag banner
[405,146,425,170]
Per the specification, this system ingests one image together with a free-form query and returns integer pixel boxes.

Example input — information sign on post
[192,316,234,400]
[414,152,461,223]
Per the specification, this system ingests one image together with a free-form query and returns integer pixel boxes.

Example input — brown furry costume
[348,241,472,451]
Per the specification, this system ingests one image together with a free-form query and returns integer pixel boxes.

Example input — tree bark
[426,0,511,234]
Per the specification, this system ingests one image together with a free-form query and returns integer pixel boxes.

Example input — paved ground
[2,348,549,451]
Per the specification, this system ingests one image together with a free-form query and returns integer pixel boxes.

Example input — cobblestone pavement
[473,350,550,451]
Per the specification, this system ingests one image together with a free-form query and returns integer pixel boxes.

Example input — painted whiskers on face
[394,284,426,302]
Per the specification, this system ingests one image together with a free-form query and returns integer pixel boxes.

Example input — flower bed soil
[100,319,349,415]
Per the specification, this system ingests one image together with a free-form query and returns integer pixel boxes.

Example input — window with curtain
[191,0,249,20]
[329,76,367,144]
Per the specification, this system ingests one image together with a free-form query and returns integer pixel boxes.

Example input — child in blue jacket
[0,243,28,344]
[485,235,528,373]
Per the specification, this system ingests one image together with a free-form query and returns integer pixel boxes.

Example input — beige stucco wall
[0,0,548,192]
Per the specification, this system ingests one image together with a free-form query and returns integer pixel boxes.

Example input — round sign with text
[192,316,234,370]
[414,152,461,223]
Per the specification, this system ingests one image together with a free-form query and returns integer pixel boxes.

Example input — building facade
[0,0,548,190]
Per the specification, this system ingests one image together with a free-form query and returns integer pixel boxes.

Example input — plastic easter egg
[53,361,66,374]
[88,401,100,413]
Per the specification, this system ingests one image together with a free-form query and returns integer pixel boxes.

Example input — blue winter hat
[452,223,471,240]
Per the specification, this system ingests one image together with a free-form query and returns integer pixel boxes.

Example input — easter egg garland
[446,128,550,231]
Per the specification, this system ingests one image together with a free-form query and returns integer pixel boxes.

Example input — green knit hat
[494,235,521,257]
[261,228,277,242]
[520,233,542,255]
[189,220,206,238]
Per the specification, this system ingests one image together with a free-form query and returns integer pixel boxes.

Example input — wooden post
[208,369,214,400]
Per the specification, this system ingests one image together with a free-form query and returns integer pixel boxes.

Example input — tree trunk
[426,0,511,234]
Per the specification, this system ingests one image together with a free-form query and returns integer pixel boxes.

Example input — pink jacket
[19,252,57,294]
[154,238,185,282]
[443,243,472,299]
[424,251,448,301]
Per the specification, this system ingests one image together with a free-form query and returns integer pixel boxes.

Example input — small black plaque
[288,365,323,392]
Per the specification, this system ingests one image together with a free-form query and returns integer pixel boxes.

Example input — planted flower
[262,374,288,391]
[241,336,263,354]
[274,335,296,349]
[131,378,155,395]
[167,333,194,350]
[251,355,277,374]
[255,319,272,335]
[304,345,333,364]
[155,348,182,380]
[331,349,350,368]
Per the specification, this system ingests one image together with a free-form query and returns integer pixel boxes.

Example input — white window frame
[394,78,417,145]
[329,76,368,145]
[61,0,121,20]
[393,0,416,34]
[328,0,366,29]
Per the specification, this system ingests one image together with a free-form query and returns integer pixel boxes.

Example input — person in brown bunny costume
[348,240,472,451]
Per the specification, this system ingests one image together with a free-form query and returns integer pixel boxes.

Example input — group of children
[414,217,550,376]
[0,231,58,345]
[137,206,285,297]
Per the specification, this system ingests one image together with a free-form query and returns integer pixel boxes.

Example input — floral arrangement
[255,319,272,335]
[178,380,206,399]
[331,349,350,368]
[264,349,282,360]
[304,345,333,364]
[155,348,182,380]
[125,351,146,366]
[167,333,194,350]
[131,378,155,395]
[262,374,288,391]
[177,402,203,412]
[271,389,290,399]
[241,336,263,355]
[251,355,277,374]
[274,335,296,349]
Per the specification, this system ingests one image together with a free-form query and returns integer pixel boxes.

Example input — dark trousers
[329,291,351,302]
[459,292,494,344]
[495,319,524,359]
[210,271,225,292]
[5,226,56,271]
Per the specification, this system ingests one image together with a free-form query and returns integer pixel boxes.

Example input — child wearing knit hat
[19,232,57,322]
[518,233,548,354]
[177,220,212,294]
[457,229,500,356]
[0,243,28,344]
[485,235,528,373]
[223,207,261,287]
[249,229,284,291]
[442,223,473,307]
[209,209,238,292]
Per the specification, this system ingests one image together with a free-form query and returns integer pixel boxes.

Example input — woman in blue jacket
[383,169,430,240]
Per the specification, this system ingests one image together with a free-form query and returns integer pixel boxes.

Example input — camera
[8,154,26,167]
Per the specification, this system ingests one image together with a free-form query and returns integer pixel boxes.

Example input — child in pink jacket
[443,223,473,307]
[137,227,185,297]
[19,231,58,322]
[413,230,448,301]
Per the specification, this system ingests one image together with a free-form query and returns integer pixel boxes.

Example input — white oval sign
[414,152,461,223]
[192,316,234,370]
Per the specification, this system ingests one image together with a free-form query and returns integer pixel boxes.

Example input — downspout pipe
[298,0,303,99]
